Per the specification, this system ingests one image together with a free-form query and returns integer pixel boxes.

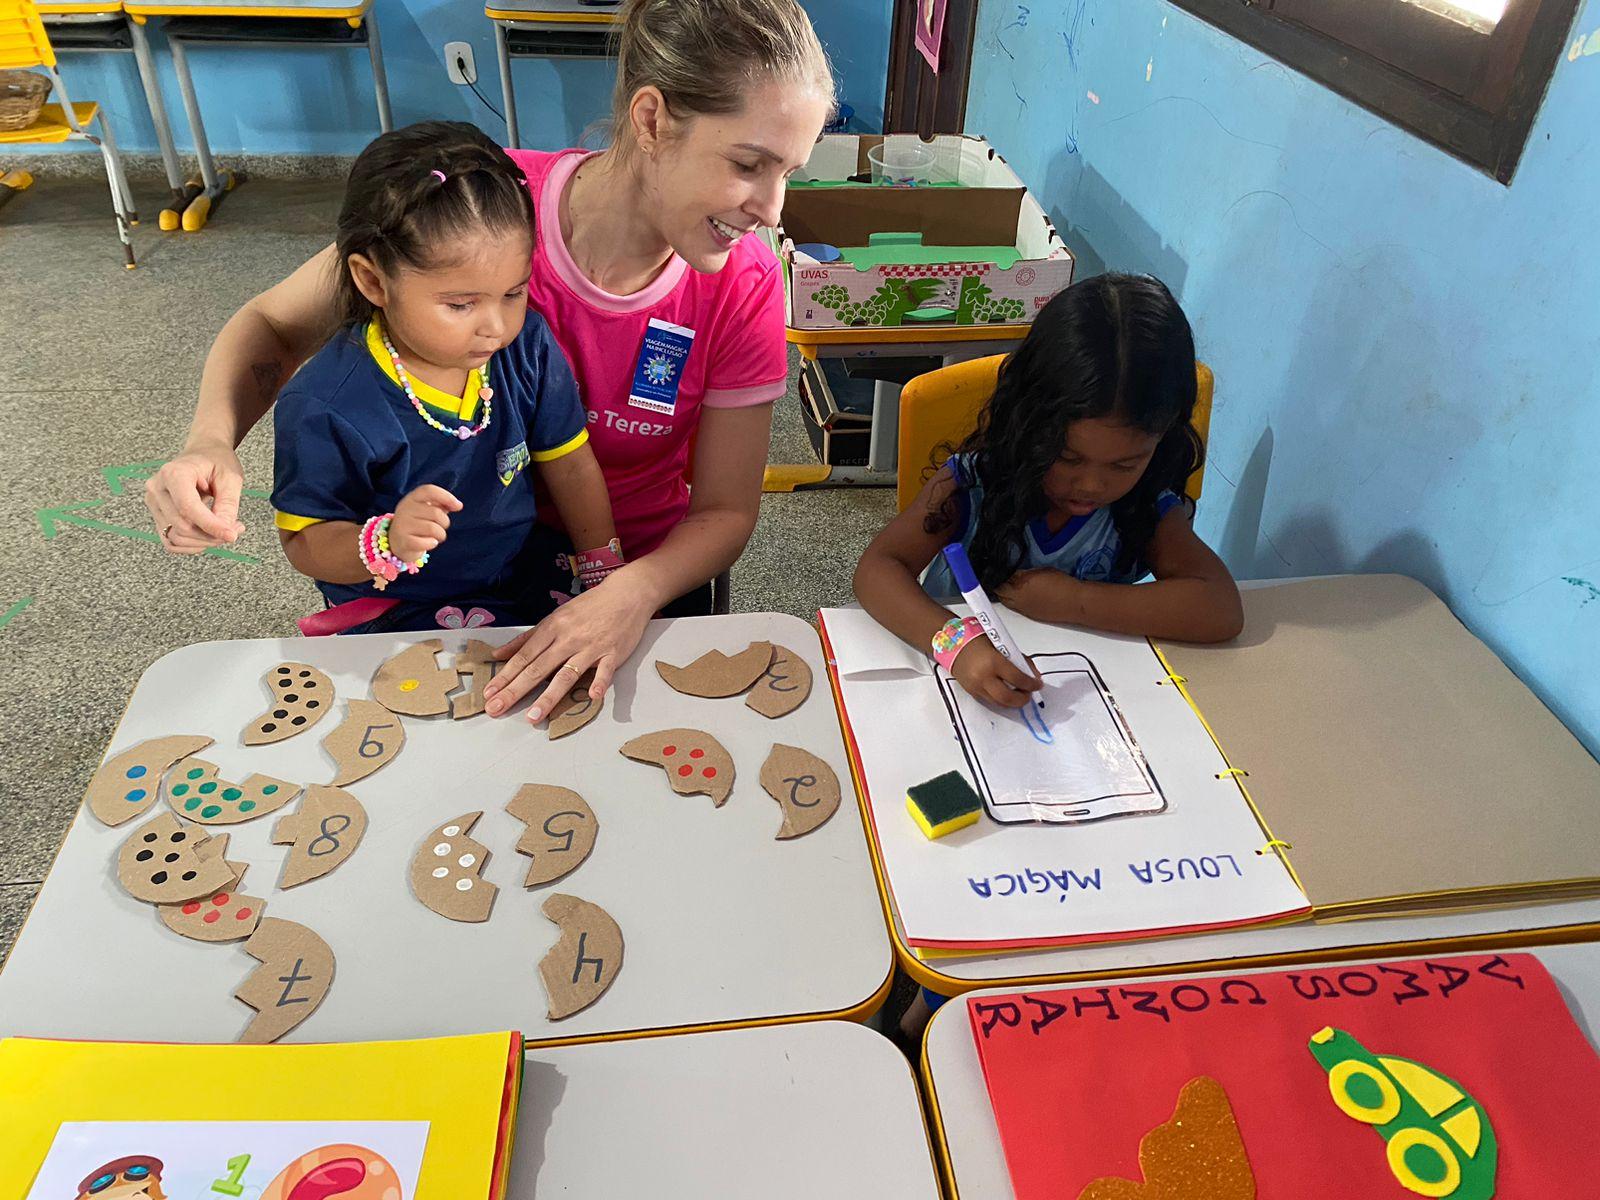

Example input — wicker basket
[0,70,51,134]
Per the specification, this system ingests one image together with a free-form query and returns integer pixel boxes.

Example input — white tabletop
[921,940,1600,1199]
[513,1020,940,1197]
[0,614,891,1045]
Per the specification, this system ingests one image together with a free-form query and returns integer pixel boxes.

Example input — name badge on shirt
[628,318,695,416]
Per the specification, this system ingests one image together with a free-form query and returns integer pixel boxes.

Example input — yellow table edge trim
[124,1,369,16]
[822,618,1600,995]
[37,2,124,13]
[919,1016,964,1200]
[483,7,618,21]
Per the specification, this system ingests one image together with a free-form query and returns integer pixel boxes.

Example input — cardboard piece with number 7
[271,785,368,889]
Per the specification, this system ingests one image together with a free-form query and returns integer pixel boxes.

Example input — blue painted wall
[36,0,885,155]
[967,0,1600,756]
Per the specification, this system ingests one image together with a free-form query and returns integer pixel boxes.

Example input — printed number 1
[211,1153,251,1196]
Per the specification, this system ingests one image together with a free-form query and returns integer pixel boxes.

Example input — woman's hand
[484,578,656,721]
[390,486,462,563]
[951,637,1042,709]
[143,441,247,553]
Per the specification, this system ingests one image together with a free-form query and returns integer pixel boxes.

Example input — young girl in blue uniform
[271,123,618,634]
[855,273,1243,708]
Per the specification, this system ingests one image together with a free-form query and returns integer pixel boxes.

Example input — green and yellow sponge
[907,771,983,839]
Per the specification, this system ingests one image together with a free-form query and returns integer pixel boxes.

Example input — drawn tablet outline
[935,652,1167,824]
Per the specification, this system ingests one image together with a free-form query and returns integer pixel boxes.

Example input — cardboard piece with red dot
[158,838,265,943]
[165,758,299,826]
[620,729,735,807]
[84,734,214,827]
[242,662,334,745]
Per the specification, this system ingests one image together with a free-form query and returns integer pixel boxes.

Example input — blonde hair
[610,0,835,146]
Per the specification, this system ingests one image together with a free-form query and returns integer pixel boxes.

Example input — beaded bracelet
[558,539,626,591]
[931,615,985,671]
[358,513,429,592]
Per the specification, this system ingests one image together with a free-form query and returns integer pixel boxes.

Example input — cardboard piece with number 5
[271,785,368,889]
[507,784,598,887]
[322,699,405,786]
[759,744,841,839]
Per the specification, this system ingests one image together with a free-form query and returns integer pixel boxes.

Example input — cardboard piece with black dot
[242,663,333,745]
[116,812,237,905]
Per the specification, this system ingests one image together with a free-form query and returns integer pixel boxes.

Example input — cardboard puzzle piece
[547,670,603,739]
[166,758,299,825]
[234,916,335,1044]
[1308,1027,1497,1200]
[507,784,598,888]
[193,830,247,889]
[85,734,214,827]
[539,893,624,1020]
[745,645,814,719]
[656,641,775,698]
[116,813,238,905]
[451,639,498,719]
[759,744,842,839]
[261,1144,401,1200]
[409,812,498,922]
[372,639,456,716]
[242,662,334,745]
[620,729,735,807]
[322,699,405,787]
[271,785,368,889]
[1077,1076,1256,1200]
[158,851,265,943]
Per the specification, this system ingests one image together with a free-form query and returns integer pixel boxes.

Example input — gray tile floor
[0,172,893,964]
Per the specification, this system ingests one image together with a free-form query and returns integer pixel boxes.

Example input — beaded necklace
[379,324,494,441]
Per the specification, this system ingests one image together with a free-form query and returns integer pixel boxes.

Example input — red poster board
[968,953,1600,1199]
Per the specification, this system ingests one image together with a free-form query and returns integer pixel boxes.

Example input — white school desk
[919,940,1600,1198]
[0,613,892,1047]
[512,1020,941,1197]
[837,578,1600,995]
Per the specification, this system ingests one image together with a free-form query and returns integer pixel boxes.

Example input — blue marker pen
[942,543,1052,741]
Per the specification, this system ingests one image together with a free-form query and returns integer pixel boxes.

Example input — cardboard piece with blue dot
[84,734,214,827]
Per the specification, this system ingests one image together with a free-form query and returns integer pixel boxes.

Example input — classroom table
[121,0,392,229]
[512,1019,941,1196]
[482,1,618,150]
[37,0,186,216]
[0,613,893,1047]
[835,578,1600,995]
[919,940,1600,1198]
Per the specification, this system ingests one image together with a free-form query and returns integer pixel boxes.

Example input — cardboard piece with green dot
[907,770,984,839]
[84,734,214,827]
[165,757,300,826]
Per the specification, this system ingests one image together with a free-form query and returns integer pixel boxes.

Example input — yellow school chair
[896,356,1214,512]
[0,0,136,265]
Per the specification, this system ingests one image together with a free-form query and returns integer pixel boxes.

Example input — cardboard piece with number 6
[759,744,841,839]
[271,785,368,889]
[322,699,405,786]
[546,670,603,739]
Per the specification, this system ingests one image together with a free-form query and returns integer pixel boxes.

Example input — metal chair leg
[96,110,138,226]
[126,15,184,206]
[95,130,136,268]
[364,10,393,133]
[167,34,224,230]
[495,21,519,149]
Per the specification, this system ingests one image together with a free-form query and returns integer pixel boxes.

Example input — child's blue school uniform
[272,316,588,632]
[919,453,1184,599]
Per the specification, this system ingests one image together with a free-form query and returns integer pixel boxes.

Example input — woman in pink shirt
[145,0,834,721]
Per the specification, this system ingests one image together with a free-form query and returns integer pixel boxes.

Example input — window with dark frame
[1166,0,1584,183]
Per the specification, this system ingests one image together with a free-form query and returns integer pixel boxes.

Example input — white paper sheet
[937,652,1166,824]
[27,1120,429,1200]
[823,606,1308,949]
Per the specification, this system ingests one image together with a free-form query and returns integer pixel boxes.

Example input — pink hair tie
[430,169,446,183]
